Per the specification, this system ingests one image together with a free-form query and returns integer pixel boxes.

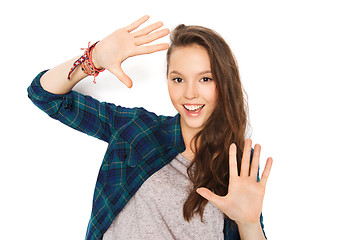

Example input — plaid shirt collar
[162,113,186,152]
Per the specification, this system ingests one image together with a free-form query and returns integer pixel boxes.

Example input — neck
[180,118,201,161]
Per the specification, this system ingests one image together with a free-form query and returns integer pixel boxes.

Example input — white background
[1,0,359,239]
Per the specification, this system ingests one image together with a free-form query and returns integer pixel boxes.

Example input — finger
[196,187,223,209]
[134,43,170,55]
[260,157,273,187]
[125,15,150,32]
[229,143,238,181]
[240,139,252,176]
[134,28,170,46]
[132,21,164,38]
[250,144,261,180]
[108,65,133,88]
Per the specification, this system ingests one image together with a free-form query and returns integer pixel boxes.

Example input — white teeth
[184,105,204,111]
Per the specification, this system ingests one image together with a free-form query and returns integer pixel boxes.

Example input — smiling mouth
[183,104,205,114]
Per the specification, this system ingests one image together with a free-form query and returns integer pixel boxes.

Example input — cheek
[210,90,218,105]
[168,84,181,106]
[203,86,218,105]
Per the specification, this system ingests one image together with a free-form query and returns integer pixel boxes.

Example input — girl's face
[167,44,218,135]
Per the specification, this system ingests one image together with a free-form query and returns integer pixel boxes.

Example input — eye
[173,77,184,83]
[201,77,212,82]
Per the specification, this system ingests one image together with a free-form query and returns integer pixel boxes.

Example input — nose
[184,81,198,100]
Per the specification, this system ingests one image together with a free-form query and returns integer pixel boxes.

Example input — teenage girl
[28,15,273,240]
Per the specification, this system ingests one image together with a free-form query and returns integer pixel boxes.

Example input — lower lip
[183,106,204,117]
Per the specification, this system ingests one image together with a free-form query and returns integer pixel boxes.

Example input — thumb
[109,65,133,88]
[196,187,223,208]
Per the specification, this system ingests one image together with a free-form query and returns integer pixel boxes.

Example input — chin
[182,116,207,131]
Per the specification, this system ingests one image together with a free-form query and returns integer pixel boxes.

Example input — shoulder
[114,107,179,144]
[134,107,178,129]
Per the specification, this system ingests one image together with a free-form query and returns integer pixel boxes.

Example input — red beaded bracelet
[67,41,104,83]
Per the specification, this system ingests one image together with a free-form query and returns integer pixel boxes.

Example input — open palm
[92,15,170,88]
[196,139,273,225]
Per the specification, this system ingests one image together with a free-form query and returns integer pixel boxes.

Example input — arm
[28,16,169,142]
[39,55,87,94]
[28,71,136,142]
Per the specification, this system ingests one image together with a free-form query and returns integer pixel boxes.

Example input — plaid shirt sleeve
[27,70,137,143]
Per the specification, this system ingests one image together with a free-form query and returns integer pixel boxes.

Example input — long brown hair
[166,24,249,221]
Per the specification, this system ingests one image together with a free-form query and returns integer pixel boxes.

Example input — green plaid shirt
[28,70,265,240]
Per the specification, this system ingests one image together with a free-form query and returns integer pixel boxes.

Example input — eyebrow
[169,70,212,76]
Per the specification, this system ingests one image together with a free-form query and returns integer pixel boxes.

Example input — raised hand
[92,15,170,88]
[196,139,273,226]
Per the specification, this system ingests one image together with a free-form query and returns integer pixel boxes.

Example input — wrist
[68,41,104,83]
[236,221,265,240]
[236,221,260,230]
[91,45,102,69]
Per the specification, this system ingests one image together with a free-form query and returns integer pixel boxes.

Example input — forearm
[40,55,88,94]
[237,222,266,240]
